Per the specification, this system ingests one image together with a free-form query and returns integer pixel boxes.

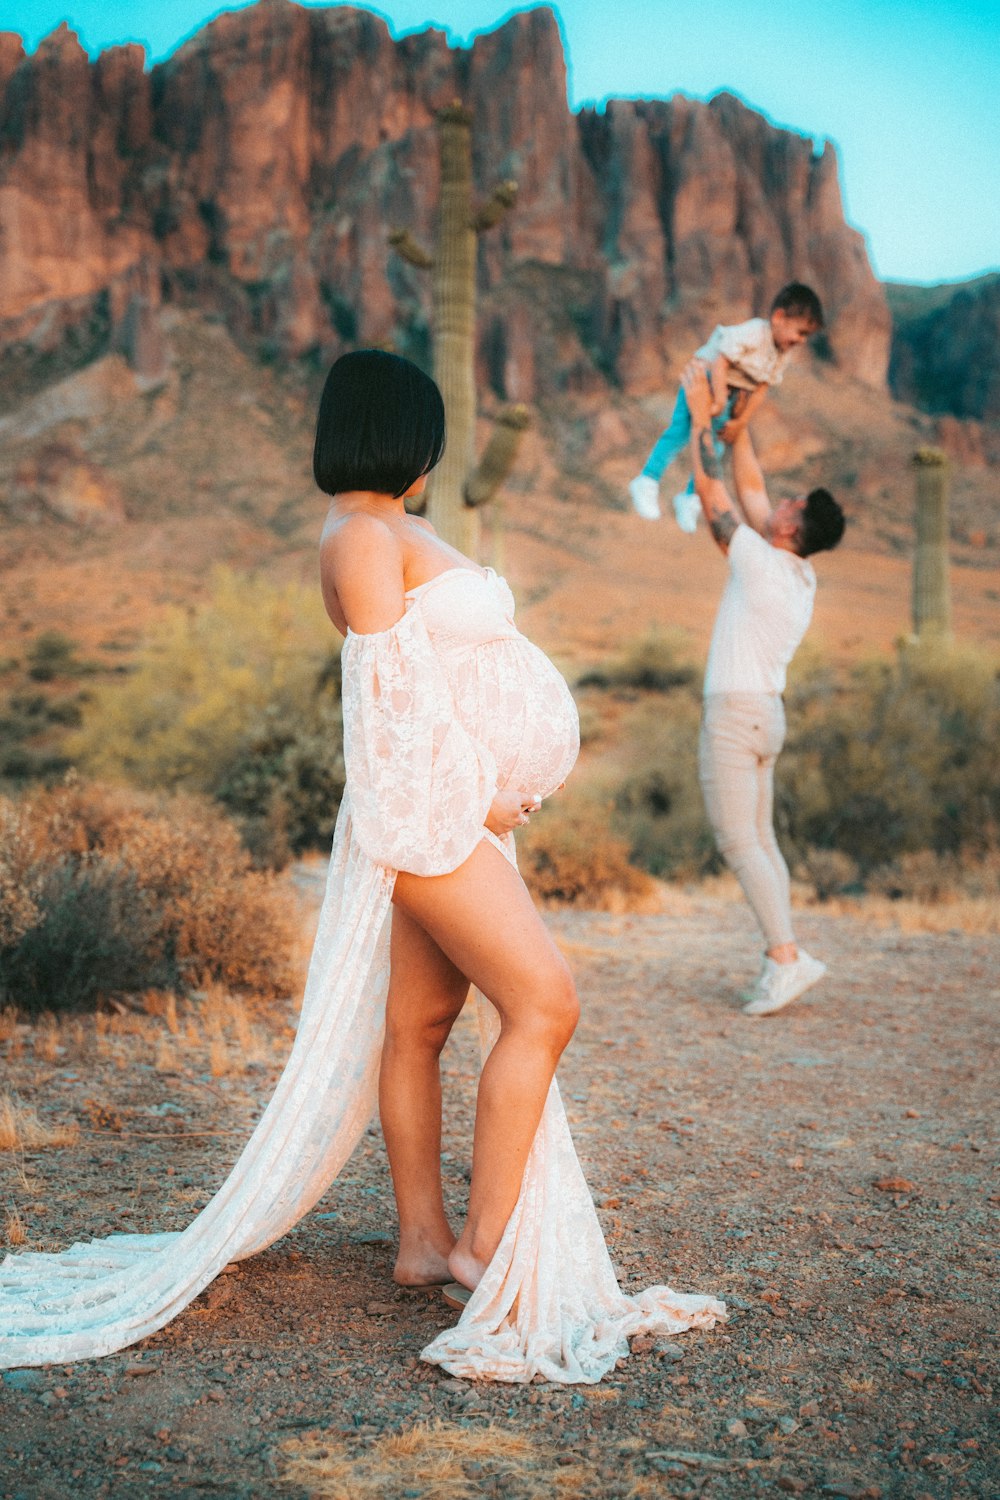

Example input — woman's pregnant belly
[454,638,580,801]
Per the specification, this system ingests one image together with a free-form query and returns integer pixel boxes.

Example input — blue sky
[3,0,998,284]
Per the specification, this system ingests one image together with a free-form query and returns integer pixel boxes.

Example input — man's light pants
[698,692,795,951]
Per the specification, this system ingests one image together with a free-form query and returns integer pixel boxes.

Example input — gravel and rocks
[1,891,996,1498]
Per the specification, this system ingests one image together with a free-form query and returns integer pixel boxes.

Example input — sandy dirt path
[1,892,996,1498]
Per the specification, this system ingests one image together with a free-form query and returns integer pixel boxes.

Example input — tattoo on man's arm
[698,429,722,480]
[709,511,738,546]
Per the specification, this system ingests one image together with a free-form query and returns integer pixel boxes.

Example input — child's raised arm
[720,382,768,442]
[708,353,733,416]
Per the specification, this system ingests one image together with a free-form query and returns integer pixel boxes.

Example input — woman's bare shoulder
[321,512,402,568]
[407,514,436,535]
[320,513,407,633]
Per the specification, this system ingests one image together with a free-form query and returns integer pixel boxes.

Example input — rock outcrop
[9,439,125,526]
[0,2,891,399]
[890,275,1000,422]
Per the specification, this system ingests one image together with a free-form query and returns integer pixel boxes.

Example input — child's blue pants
[642,387,736,490]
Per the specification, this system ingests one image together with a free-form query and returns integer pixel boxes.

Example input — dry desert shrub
[798,847,861,901]
[867,846,1000,904]
[820,859,1000,934]
[519,793,661,911]
[279,1418,610,1500]
[0,778,298,1013]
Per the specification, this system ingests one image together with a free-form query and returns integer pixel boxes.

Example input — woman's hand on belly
[485,787,543,837]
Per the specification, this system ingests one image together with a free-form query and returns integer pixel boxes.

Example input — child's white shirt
[695,317,792,389]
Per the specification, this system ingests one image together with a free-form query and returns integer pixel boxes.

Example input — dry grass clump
[4,1205,27,1246]
[0,778,298,1013]
[519,794,661,911]
[196,983,276,1077]
[0,1093,79,1151]
[279,1419,626,1500]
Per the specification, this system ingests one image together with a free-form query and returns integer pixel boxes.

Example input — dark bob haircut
[771,282,825,330]
[799,487,845,557]
[313,350,446,499]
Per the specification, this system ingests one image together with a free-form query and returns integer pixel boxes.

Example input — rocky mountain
[0,1,891,405]
[888,273,1000,423]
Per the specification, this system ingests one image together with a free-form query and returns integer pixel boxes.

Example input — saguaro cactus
[390,103,528,559]
[911,447,952,639]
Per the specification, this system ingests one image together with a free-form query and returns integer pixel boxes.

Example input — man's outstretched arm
[681,361,742,555]
[728,427,772,536]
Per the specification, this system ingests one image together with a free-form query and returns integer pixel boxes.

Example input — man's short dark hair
[771,282,824,329]
[313,349,446,498]
[798,487,845,556]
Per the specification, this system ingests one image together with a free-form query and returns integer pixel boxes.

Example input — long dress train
[0,569,725,1380]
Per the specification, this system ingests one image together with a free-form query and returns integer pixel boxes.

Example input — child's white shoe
[629,475,661,521]
[672,489,701,534]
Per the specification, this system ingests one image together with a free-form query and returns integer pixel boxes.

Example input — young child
[629,283,824,530]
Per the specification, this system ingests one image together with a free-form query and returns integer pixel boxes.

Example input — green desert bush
[213,696,346,865]
[778,638,1000,874]
[0,779,298,1013]
[69,569,344,860]
[26,630,87,683]
[0,690,79,785]
[610,694,716,879]
[1,860,162,1014]
[571,635,997,902]
[578,627,701,694]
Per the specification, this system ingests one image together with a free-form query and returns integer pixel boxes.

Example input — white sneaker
[629,474,661,520]
[739,956,771,1005]
[741,950,827,1017]
[672,489,701,534]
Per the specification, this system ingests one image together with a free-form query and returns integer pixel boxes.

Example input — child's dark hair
[771,282,824,329]
[799,487,845,556]
[313,350,446,498]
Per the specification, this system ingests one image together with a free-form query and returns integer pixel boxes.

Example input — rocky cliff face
[890,275,1000,423]
[0,1,890,401]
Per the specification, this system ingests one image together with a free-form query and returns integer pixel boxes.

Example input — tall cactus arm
[464,404,531,507]
[388,229,434,270]
[911,446,951,639]
[472,180,519,233]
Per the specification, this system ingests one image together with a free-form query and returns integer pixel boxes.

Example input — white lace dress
[0,567,725,1381]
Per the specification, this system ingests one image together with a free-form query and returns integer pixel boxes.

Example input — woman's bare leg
[394,839,579,1291]
[381,906,470,1286]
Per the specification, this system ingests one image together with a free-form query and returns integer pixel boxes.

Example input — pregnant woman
[1,351,724,1383]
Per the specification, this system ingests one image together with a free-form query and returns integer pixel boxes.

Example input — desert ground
[1,873,996,1500]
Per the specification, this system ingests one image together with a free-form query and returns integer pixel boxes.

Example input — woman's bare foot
[447,1241,490,1294]
[393,1228,456,1287]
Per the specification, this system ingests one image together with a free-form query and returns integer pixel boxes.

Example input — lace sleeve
[340,609,498,876]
